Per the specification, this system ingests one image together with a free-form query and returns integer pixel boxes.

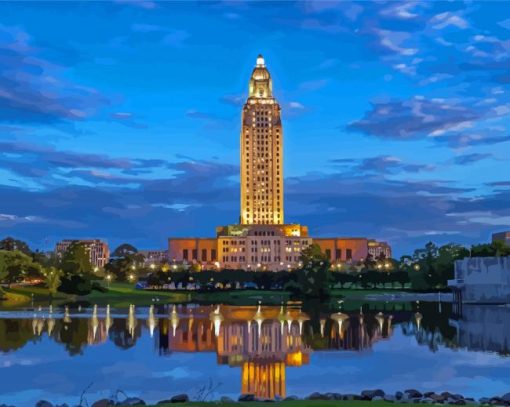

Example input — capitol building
[168,56,390,271]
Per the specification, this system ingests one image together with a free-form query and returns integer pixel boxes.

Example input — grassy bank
[0,282,293,308]
[0,281,424,309]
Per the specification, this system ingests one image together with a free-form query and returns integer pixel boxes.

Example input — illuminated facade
[168,55,391,271]
[240,55,283,225]
[55,239,110,268]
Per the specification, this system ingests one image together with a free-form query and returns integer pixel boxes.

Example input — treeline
[1,236,509,300]
[0,237,104,296]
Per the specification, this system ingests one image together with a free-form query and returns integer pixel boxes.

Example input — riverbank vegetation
[1,236,509,307]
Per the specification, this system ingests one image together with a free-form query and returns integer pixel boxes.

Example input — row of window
[324,248,353,260]
[182,249,217,262]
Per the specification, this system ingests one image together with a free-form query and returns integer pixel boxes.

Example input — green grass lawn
[84,282,191,306]
[153,402,389,407]
[0,281,417,309]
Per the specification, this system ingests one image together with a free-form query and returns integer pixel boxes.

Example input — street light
[414,264,421,271]
[106,274,112,288]
[150,264,156,270]
[128,274,135,282]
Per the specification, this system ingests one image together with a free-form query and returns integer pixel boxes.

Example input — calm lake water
[1,301,510,406]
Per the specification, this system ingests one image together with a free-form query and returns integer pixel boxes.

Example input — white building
[139,250,168,266]
[55,239,110,269]
[449,256,510,304]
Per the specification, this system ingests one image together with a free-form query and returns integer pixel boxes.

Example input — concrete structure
[449,305,510,355]
[492,231,510,246]
[449,256,510,304]
[168,55,391,271]
[241,55,283,225]
[55,239,110,268]
[139,250,168,266]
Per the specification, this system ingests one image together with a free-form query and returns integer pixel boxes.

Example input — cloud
[453,153,493,165]
[113,0,157,9]
[347,96,480,140]
[288,101,305,109]
[430,12,469,30]
[220,94,244,107]
[0,24,108,125]
[0,140,169,187]
[434,133,510,149]
[357,155,434,174]
[110,112,147,129]
[374,29,418,56]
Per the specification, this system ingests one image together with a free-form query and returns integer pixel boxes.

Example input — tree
[42,267,62,297]
[0,250,41,288]
[471,241,510,257]
[61,243,92,276]
[112,243,138,258]
[295,244,332,299]
[0,237,31,255]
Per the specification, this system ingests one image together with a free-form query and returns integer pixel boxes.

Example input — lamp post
[106,274,112,288]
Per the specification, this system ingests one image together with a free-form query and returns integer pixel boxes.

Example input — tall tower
[240,55,284,225]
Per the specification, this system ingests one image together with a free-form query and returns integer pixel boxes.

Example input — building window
[335,249,342,260]
[183,249,189,261]
[202,249,207,262]
[346,249,352,260]
[192,249,198,260]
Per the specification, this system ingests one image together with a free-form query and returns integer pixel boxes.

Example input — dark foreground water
[1,301,510,406]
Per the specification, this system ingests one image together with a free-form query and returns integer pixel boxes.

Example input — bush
[58,275,92,295]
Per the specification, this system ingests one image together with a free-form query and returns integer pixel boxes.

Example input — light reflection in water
[0,303,510,402]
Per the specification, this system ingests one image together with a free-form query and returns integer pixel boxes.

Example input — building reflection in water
[450,305,510,355]
[16,304,395,400]
[155,304,395,399]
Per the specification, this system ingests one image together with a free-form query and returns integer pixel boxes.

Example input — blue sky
[1,1,510,255]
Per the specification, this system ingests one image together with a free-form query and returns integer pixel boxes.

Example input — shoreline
[26,389,510,407]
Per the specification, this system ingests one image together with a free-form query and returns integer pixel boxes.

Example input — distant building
[139,250,168,266]
[55,239,110,269]
[492,231,510,246]
[168,55,392,272]
[449,256,510,304]
[367,239,392,259]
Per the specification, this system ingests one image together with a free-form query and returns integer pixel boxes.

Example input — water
[1,302,510,406]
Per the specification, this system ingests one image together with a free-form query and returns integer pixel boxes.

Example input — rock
[307,392,330,400]
[283,396,299,402]
[238,394,256,402]
[36,401,54,407]
[405,390,424,399]
[220,396,235,403]
[396,392,404,400]
[343,394,364,401]
[362,390,386,400]
[384,395,396,403]
[170,394,189,403]
[324,393,342,400]
[92,400,113,407]
[117,398,146,406]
